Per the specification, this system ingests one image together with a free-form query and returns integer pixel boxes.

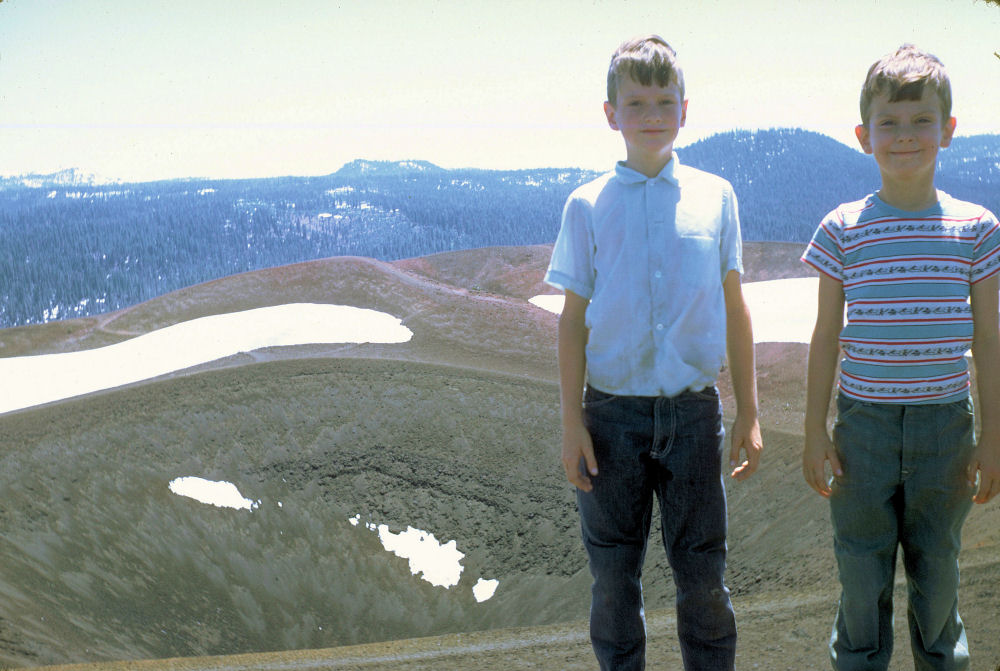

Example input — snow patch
[169,477,256,510]
[529,294,565,314]
[473,578,499,602]
[739,278,819,344]
[348,514,499,600]
[377,525,464,588]
[0,303,413,415]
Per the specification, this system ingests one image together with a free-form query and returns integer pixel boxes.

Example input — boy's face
[605,77,687,169]
[855,87,956,184]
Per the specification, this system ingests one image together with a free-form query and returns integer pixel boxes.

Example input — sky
[1,0,999,182]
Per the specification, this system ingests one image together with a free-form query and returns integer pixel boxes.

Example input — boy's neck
[623,147,674,179]
[876,175,940,212]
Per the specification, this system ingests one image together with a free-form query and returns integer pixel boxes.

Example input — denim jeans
[829,394,976,671]
[578,385,736,671]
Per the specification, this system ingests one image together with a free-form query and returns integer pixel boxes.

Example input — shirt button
[654,271,662,279]
[656,323,664,331]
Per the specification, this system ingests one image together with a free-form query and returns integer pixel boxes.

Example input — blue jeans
[578,385,736,671]
[829,395,976,671]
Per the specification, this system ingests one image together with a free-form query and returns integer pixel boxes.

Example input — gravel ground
[2,244,998,671]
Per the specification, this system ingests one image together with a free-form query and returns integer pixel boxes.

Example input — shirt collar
[614,153,681,185]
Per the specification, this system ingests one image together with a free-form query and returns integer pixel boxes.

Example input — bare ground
[1,242,997,670]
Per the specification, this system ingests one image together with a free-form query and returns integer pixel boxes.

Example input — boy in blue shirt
[545,35,763,671]
[802,44,1000,670]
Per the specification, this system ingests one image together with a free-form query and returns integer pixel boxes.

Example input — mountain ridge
[4,128,996,189]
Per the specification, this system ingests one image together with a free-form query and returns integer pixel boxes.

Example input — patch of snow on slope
[169,476,257,510]
[0,303,412,415]
[348,514,500,600]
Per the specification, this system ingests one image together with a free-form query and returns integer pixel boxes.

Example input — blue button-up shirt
[545,155,743,396]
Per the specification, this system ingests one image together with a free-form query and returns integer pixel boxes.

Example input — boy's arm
[969,273,1000,504]
[723,270,763,481]
[803,274,845,497]
[558,290,597,492]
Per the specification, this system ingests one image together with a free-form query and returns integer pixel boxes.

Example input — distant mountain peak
[0,168,120,189]
[334,159,443,177]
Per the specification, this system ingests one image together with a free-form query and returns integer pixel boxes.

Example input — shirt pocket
[677,235,719,286]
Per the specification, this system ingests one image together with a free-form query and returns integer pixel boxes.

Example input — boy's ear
[940,116,957,148]
[854,124,873,154]
[604,101,620,131]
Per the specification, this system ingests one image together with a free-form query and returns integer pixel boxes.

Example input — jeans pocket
[689,386,720,402]
[583,386,619,411]
[834,395,868,426]
[943,397,975,421]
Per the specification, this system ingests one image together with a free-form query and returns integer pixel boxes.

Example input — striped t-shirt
[802,192,1000,404]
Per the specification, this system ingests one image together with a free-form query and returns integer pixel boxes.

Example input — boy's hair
[859,44,952,125]
[607,35,684,106]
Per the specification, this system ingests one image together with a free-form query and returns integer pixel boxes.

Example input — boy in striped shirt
[802,44,1000,670]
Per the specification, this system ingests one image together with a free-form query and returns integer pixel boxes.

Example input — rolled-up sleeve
[545,194,596,299]
[719,184,743,280]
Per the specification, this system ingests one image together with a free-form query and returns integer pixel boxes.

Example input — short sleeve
[971,209,1000,284]
[544,195,596,299]
[801,210,845,281]
[719,184,743,280]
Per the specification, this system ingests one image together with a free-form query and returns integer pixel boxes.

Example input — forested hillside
[0,165,593,327]
[679,131,1000,242]
[1,129,997,328]
[680,130,878,241]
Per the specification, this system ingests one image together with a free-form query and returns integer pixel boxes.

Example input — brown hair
[859,44,952,125]
[607,35,684,106]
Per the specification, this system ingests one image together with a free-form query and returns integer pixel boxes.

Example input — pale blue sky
[1,0,998,181]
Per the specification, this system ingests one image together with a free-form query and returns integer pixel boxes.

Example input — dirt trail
[18,596,815,671]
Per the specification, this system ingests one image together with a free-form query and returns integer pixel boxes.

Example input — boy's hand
[803,431,843,498]
[967,437,1000,504]
[729,413,762,480]
[562,419,598,492]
